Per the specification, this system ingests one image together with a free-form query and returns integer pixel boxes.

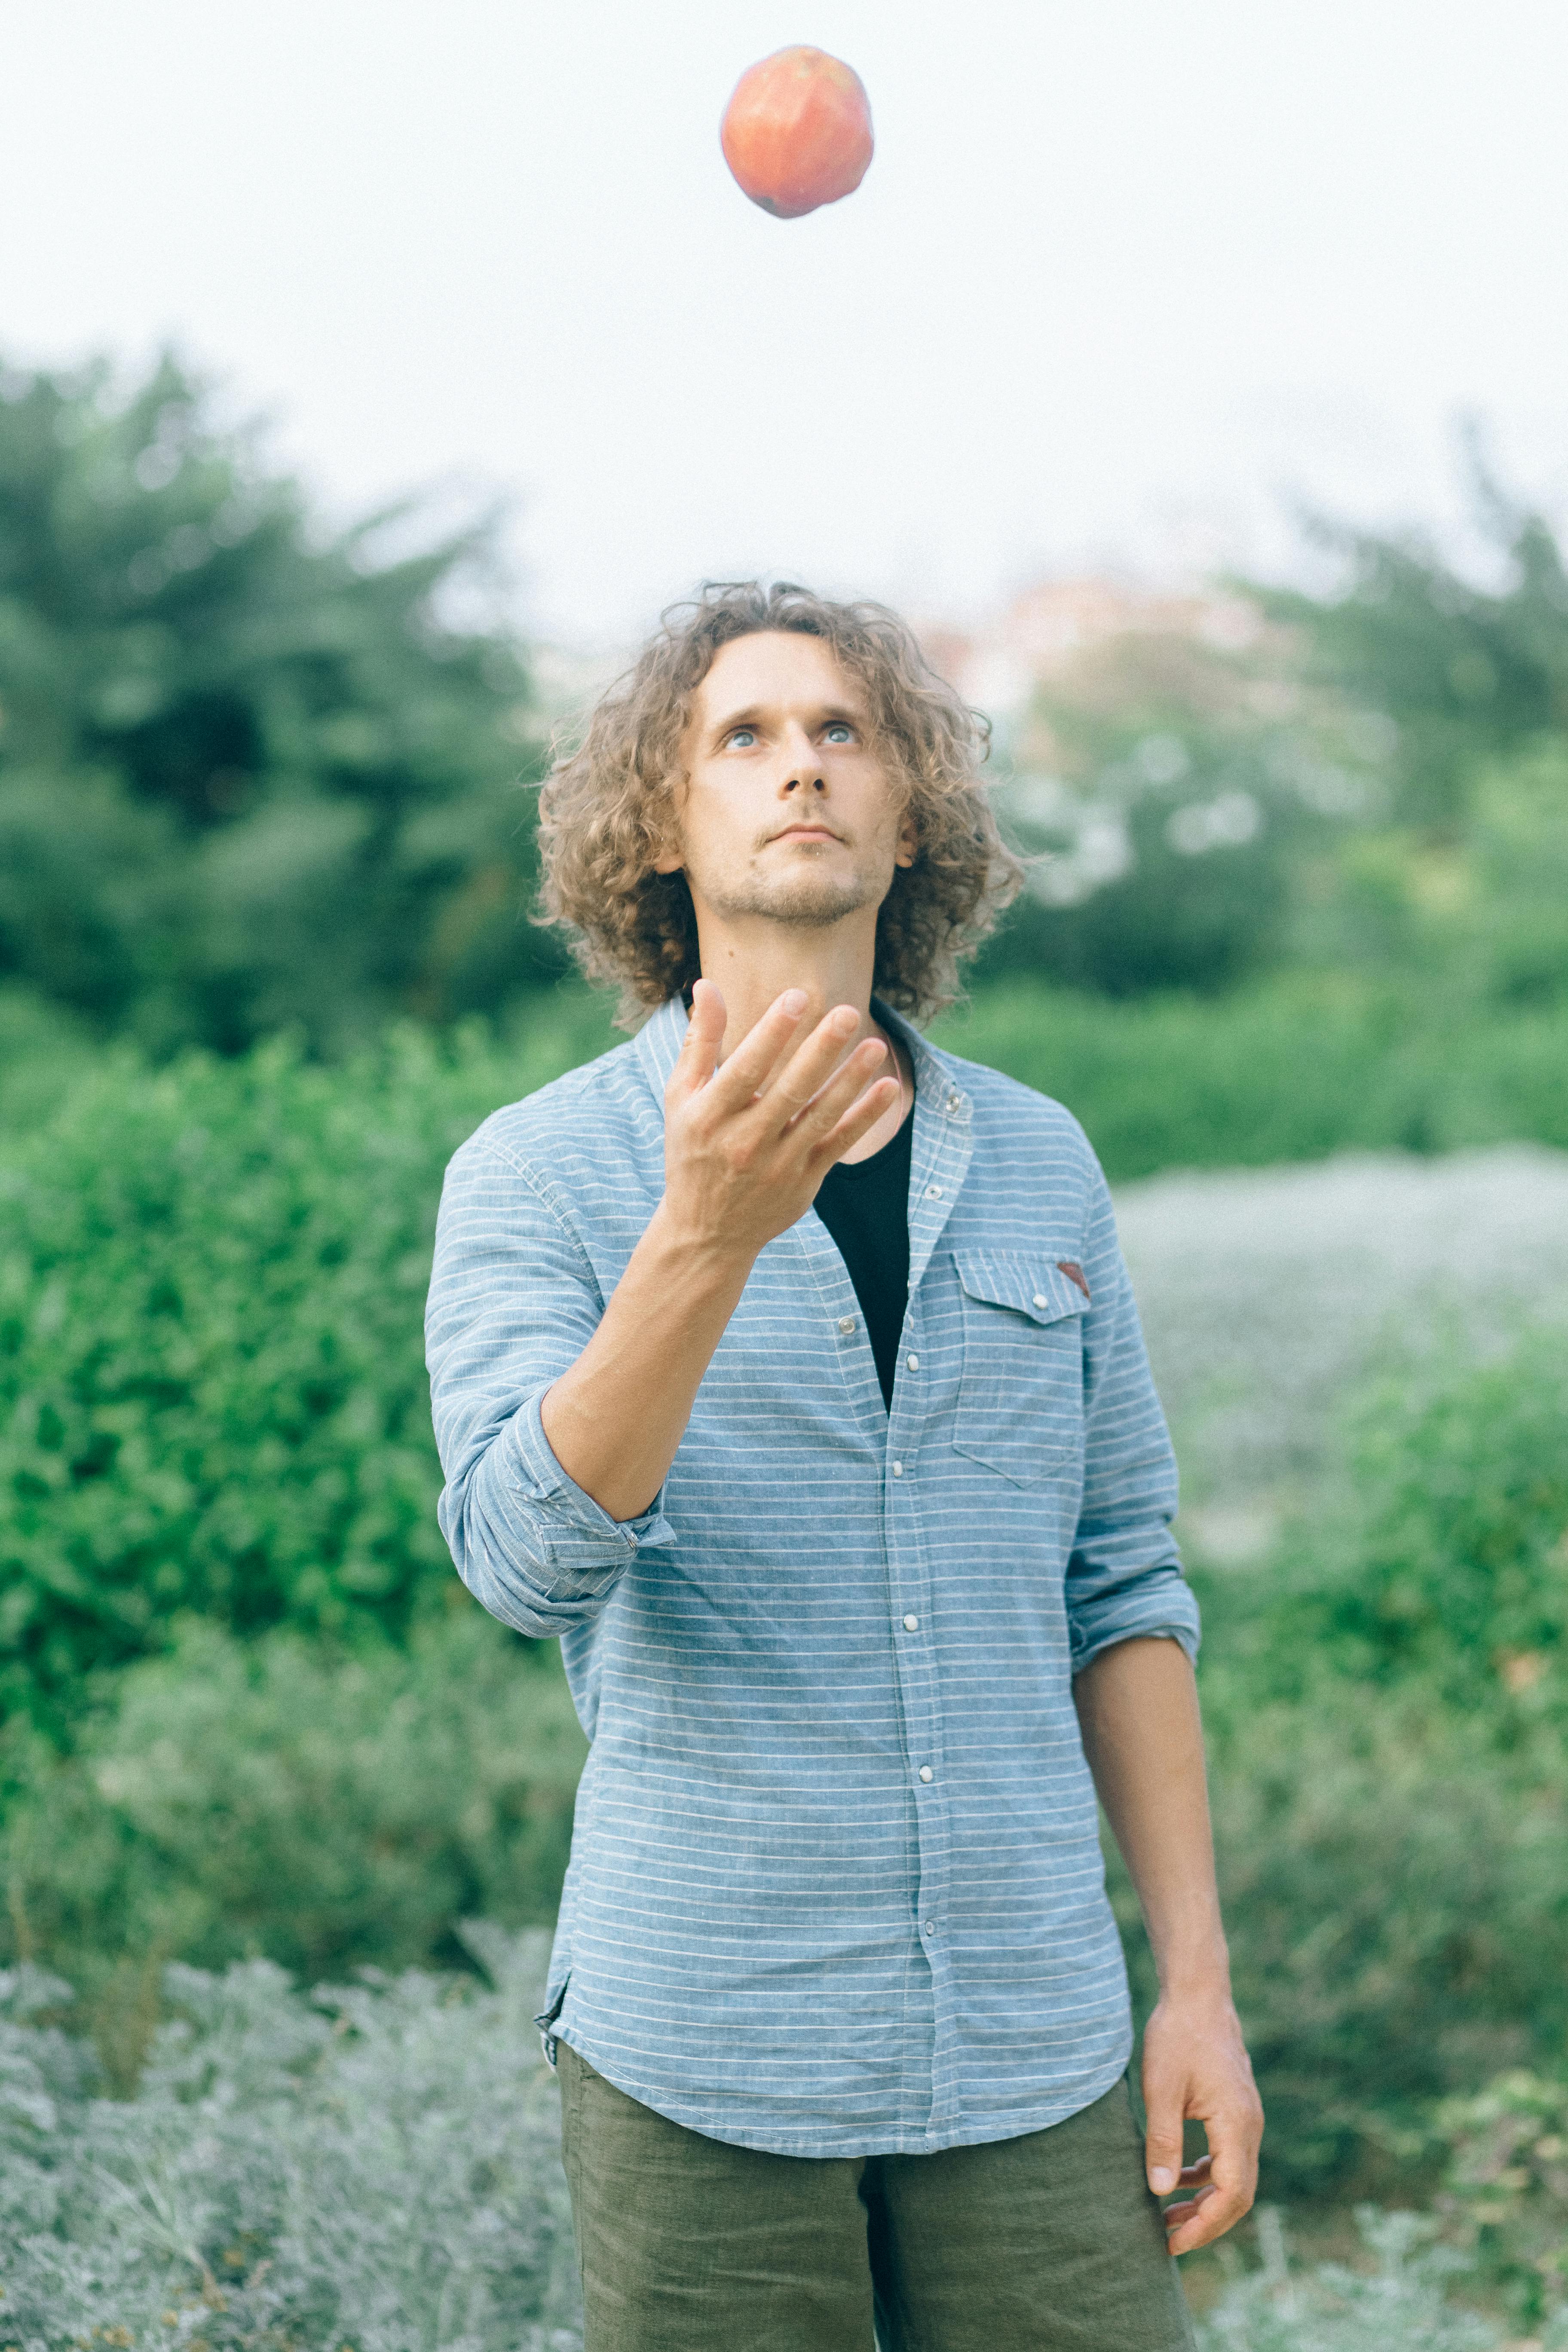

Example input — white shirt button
[1032,1292,1048,1308]
[906,1352,919,1370]
[891,1460,904,1477]
[923,1920,937,1936]
[918,1765,934,1783]
[838,1315,857,1335]
[903,1614,919,1632]
[925,1185,943,1200]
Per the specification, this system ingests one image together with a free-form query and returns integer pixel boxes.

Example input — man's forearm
[1074,1634,1262,2248]
[1072,1636,1229,1994]
[541,1198,755,1524]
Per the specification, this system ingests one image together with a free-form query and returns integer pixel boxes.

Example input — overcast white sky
[2,0,1566,642]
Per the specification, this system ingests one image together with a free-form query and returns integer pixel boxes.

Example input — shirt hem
[552,2025,1135,2160]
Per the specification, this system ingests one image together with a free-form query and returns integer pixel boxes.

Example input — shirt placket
[786,1064,971,2139]
[892,1072,972,2136]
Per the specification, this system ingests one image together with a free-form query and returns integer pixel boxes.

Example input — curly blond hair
[535,581,1021,1029]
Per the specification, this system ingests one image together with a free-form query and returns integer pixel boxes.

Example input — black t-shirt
[812,1107,913,1410]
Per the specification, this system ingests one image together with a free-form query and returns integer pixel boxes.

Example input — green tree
[977,615,1367,995]
[0,349,563,1053]
[1263,442,1568,840]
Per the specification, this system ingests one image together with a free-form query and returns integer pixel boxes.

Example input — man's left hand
[1141,1988,1263,2255]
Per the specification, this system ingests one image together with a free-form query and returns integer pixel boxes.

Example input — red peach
[720,46,874,219]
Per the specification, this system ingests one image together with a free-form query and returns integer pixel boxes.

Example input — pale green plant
[0,1928,581,2352]
[1198,2205,1566,2352]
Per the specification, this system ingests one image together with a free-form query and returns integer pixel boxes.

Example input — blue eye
[824,723,854,744]
[728,727,757,748]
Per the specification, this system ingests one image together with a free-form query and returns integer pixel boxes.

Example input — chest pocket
[951,1253,1089,1486]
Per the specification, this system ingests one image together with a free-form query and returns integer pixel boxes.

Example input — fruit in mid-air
[720,46,874,219]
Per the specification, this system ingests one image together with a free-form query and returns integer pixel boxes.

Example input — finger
[1144,2092,1186,2199]
[701,989,810,1109]
[1161,2186,1216,2231]
[815,1075,900,1166]
[1176,2154,1213,2187]
[668,979,727,1101]
[1165,2180,1250,2256]
[763,1005,865,1118]
[1163,2120,1257,2253]
[787,1035,889,1134]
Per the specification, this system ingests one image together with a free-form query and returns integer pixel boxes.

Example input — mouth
[771,824,843,845]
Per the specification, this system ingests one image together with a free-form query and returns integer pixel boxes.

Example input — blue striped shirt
[426,994,1199,2157]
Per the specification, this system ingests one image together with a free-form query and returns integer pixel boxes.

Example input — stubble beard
[693,840,885,933]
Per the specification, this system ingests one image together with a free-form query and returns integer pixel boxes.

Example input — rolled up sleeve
[1065,1167,1200,1675]
[425,1137,674,1640]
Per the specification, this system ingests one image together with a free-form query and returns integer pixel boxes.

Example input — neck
[694,908,881,1063]
[688,906,912,1161]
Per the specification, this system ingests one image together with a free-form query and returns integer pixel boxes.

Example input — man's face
[655,630,915,930]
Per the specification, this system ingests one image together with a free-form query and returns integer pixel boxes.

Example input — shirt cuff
[1069,1576,1201,1677]
[506,1390,676,1592]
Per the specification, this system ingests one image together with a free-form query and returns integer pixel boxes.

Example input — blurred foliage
[1111,1323,1568,2205]
[980,609,1369,996]
[1264,445,1568,839]
[1434,2069,1568,2328]
[0,1611,585,2084]
[0,1930,581,2349]
[0,1953,1550,2352]
[0,349,565,1053]
[0,999,612,1731]
[934,972,1568,1176]
[979,455,1568,1006]
[1306,1327,1568,1704]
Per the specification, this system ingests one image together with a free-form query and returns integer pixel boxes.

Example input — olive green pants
[556,2043,1195,2352]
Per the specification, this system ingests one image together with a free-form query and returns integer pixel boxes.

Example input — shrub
[1207,1702,1568,2200]
[0,1611,586,2076]
[932,972,1568,1177]
[1113,1325,1568,2203]
[1435,2069,1568,2325]
[6,1947,1558,2352]
[1309,1326,1568,1705]
[0,1931,582,2351]
[1197,2207,1530,2352]
[0,1006,611,1727]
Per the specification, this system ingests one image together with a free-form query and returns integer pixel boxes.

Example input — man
[426,581,1262,2351]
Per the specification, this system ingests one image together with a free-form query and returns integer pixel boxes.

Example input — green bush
[0,1004,611,1727]
[1311,1327,1568,1703]
[1210,1703,1568,2199]
[1155,1325,1568,2202]
[933,973,1568,1178]
[0,986,100,1138]
[0,1610,586,2077]
[1435,2069,1568,2325]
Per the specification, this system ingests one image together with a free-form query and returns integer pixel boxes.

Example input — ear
[894,813,918,870]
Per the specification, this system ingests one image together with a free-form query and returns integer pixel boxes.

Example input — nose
[780,723,826,795]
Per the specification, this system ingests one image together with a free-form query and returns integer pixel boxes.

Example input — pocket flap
[952,1253,1088,1326]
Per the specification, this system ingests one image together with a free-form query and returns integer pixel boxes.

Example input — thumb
[671,977,725,1097]
[1144,2092,1186,2198]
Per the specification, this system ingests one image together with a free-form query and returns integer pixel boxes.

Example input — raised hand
[539,979,900,1523]
[661,978,901,1264]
